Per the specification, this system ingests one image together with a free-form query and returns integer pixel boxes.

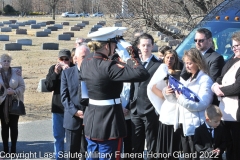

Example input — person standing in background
[130,33,161,160]
[61,45,90,160]
[45,49,74,160]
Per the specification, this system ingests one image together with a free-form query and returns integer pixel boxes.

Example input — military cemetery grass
[0,16,106,122]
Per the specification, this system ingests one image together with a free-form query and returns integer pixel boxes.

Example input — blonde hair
[0,53,12,62]
[182,48,209,75]
[205,104,222,120]
[87,41,108,53]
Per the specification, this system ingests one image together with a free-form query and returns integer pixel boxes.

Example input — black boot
[11,146,16,153]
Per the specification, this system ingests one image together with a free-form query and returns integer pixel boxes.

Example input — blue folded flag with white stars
[168,75,200,102]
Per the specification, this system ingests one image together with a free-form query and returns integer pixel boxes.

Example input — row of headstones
[89,21,106,33]
[159,22,181,34]
[156,31,181,46]
[3,42,60,50]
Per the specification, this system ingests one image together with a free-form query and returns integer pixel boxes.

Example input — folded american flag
[168,75,200,102]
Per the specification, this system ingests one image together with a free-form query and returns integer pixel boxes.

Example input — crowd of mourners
[0,26,239,160]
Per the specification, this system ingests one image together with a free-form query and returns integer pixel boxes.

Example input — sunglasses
[231,44,240,50]
[3,60,11,63]
[60,58,69,61]
[194,39,205,43]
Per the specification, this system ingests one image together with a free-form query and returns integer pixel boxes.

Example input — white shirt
[142,54,153,68]
[205,122,214,138]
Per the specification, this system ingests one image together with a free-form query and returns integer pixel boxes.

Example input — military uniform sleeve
[108,58,150,82]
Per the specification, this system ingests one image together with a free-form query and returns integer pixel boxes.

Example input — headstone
[37,22,46,27]
[37,79,50,92]
[28,20,36,24]
[171,28,181,34]
[98,21,106,26]
[156,31,163,37]
[43,29,51,34]
[9,24,19,29]
[90,28,98,32]
[70,27,80,31]
[0,27,12,32]
[46,21,51,25]
[58,34,71,40]
[48,21,55,24]
[36,31,48,37]
[30,24,41,29]
[168,40,181,46]
[93,25,102,28]
[80,21,89,25]
[42,43,59,50]
[0,35,9,41]
[53,24,63,29]
[23,21,30,25]
[61,22,69,25]
[15,22,25,26]
[74,25,83,29]
[159,34,166,40]
[9,20,17,24]
[175,22,183,27]
[16,39,32,45]
[152,44,158,52]
[113,23,122,27]
[0,22,3,26]
[2,21,11,24]
[63,32,74,37]
[16,29,27,34]
[163,37,169,42]
[47,26,58,31]
[76,23,85,27]
[4,43,22,50]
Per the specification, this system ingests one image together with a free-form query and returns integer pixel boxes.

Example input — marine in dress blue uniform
[81,27,150,160]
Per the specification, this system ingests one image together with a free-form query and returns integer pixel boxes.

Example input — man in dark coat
[130,33,161,159]
[181,28,225,82]
[45,49,74,160]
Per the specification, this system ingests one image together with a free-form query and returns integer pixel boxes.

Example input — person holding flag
[163,48,213,159]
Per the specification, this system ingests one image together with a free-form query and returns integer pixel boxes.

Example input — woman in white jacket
[148,49,181,159]
[164,48,213,159]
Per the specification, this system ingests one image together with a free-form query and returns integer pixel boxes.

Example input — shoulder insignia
[116,64,125,68]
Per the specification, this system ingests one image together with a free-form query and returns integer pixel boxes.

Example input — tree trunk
[52,7,55,20]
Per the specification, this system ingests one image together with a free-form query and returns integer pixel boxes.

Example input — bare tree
[14,0,32,16]
[102,0,223,39]
[75,0,90,13]
[43,0,61,20]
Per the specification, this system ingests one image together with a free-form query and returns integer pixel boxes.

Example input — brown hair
[163,49,179,70]
[87,41,108,53]
[205,104,222,119]
[182,48,209,75]
[158,45,172,54]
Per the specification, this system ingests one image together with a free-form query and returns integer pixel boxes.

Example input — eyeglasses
[194,39,206,43]
[231,44,240,50]
[3,60,11,63]
[60,58,69,61]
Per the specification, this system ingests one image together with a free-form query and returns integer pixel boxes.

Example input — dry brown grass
[0,16,107,122]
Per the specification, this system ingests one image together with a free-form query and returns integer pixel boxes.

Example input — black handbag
[9,98,26,115]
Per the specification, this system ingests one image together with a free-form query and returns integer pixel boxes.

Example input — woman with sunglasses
[45,49,74,160]
[0,54,25,154]
[211,31,240,160]
[80,27,149,160]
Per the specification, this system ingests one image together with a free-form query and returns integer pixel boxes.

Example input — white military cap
[98,27,127,37]
[88,27,127,41]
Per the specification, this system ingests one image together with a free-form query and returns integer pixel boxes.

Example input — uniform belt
[89,98,121,105]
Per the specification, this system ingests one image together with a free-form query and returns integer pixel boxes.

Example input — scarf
[1,67,12,124]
